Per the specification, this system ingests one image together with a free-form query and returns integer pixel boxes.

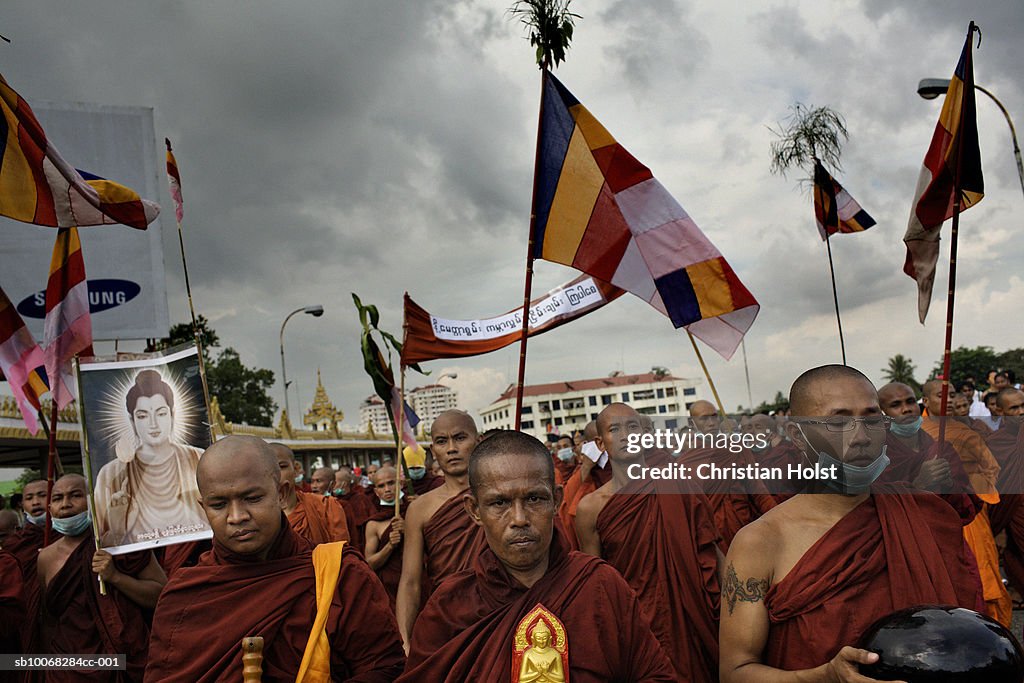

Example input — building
[408,383,458,426]
[479,372,702,439]
[303,370,344,433]
[359,395,391,435]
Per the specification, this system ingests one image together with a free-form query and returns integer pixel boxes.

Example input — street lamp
[917,77,1024,199]
[279,305,324,420]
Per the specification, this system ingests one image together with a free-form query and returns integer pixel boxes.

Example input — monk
[396,410,485,650]
[271,442,350,546]
[576,403,722,681]
[309,466,336,496]
[720,365,981,681]
[551,434,577,486]
[557,420,610,549]
[38,474,165,682]
[398,430,675,682]
[333,465,376,550]
[919,378,1011,626]
[985,388,1024,598]
[679,400,776,549]
[0,509,20,546]
[145,435,405,682]
[364,466,409,612]
[0,551,23,652]
[402,445,444,496]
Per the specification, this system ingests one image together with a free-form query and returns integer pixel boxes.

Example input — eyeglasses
[797,416,893,433]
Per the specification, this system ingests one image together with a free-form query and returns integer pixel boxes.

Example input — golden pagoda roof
[303,369,344,426]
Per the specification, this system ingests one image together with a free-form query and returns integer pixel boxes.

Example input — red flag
[43,227,93,408]
[904,26,984,322]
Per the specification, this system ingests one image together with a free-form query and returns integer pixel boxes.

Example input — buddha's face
[532,627,551,649]
[133,394,173,454]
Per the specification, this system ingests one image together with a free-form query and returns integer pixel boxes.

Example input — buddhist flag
[813,160,876,240]
[44,227,93,409]
[532,72,758,359]
[0,73,159,229]
[0,285,49,433]
[904,25,984,323]
[165,138,184,223]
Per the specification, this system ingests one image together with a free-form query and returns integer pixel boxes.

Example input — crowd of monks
[0,363,1022,681]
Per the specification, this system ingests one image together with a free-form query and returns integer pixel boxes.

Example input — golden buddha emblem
[512,603,569,683]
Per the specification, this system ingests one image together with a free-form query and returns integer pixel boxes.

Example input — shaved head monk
[680,401,776,549]
[396,410,485,651]
[145,435,405,681]
[557,419,609,549]
[398,430,676,682]
[575,403,722,681]
[332,465,376,551]
[719,365,981,681]
[38,474,166,681]
[271,442,350,547]
[984,388,1024,602]
[364,466,408,612]
[919,378,1010,626]
[310,466,335,496]
[0,509,19,547]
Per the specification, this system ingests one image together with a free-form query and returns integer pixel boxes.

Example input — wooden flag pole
[824,235,847,366]
[741,339,754,412]
[73,356,106,595]
[395,365,405,520]
[687,330,726,417]
[514,62,550,430]
[43,398,58,547]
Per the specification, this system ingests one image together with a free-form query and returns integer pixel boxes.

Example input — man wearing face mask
[37,474,166,681]
[552,435,577,486]
[364,466,412,612]
[719,365,981,682]
[403,445,444,496]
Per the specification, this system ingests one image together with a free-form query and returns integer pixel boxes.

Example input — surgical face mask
[332,488,345,496]
[24,511,47,526]
[889,416,923,438]
[556,448,574,462]
[408,467,426,480]
[797,425,889,495]
[378,490,404,506]
[51,510,92,537]
[750,438,770,454]
[295,474,304,484]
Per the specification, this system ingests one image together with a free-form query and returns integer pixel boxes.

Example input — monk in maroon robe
[986,389,1024,596]
[401,445,445,497]
[38,475,166,682]
[364,466,416,613]
[720,366,982,682]
[576,405,721,681]
[145,436,405,682]
[0,552,24,652]
[398,430,675,682]
[333,466,376,550]
[397,410,485,650]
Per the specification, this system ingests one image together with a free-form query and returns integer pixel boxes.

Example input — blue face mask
[332,488,345,496]
[24,511,47,526]
[797,425,890,495]
[889,416,923,438]
[556,448,574,462]
[408,467,426,481]
[51,510,92,537]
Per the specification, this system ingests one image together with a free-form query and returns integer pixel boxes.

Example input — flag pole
[687,330,726,417]
[395,365,406,520]
[73,356,106,595]
[514,61,550,430]
[43,397,58,547]
[166,139,216,443]
[824,235,847,365]
[741,339,754,412]
[938,21,977,442]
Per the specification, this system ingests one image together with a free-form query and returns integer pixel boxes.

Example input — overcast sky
[2,0,1022,423]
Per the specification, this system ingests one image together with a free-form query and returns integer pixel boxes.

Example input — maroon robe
[154,540,211,578]
[881,432,980,524]
[679,446,776,549]
[0,552,24,653]
[42,531,151,682]
[986,425,1024,592]
[398,532,675,682]
[366,500,417,613]
[336,489,376,551]
[595,478,721,681]
[411,473,444,496]
[422,489,486,590]
[763,487,982,670]
[145,517,405,682]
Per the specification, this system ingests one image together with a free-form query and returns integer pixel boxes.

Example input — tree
[929,346,999,387]
[753,391,789,415]
[651,366,669,380]
[882,354,920,392]
[508,0,581,69]
[769,103,848,183]
[155,319,277,427]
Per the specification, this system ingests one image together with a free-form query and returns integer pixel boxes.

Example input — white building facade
[409,384,458,427]
[479,372,702,440]
[358,396,391,435]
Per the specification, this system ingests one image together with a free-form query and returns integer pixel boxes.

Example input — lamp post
[279,305,324,420]
[917,78,1024,199]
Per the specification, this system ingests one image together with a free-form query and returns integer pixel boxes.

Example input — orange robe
[921,417,1011,625]
[764,488,981,670]
[557,463,612,550]
[288,490,349,546]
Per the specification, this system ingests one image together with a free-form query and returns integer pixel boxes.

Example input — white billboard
[0,101,169,341]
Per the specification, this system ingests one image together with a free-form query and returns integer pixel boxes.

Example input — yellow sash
[295,541,345,683]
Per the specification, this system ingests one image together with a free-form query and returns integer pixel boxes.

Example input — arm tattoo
[723,562,770,615]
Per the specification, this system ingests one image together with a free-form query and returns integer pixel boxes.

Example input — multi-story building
[479,371,702,440]
[408,383,458,427]
[358,395,391,435]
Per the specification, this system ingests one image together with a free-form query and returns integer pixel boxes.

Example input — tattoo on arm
[723,562,770,615]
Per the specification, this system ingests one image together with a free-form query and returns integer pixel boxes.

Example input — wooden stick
[687,331,726,417]
[824,235,847,365]
[514,63,550,430]
[73,356,107,595]
[241,636,264,683]
[395,366,405,520]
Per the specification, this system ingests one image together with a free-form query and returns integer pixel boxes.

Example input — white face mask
[51,510,92,537]
[556,447,574,462]
[24,511,47,526]
[797,425,890,495]
[889,416,923,438]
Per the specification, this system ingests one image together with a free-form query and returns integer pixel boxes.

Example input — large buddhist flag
[0,73,160,229]
[165,138,184,223]
[44,227,93,409]
[813,160,875,240]
[532,72,758,359]
[904,27,983,323]
[0,285,49,433]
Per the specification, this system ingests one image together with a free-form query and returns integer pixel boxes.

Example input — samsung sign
[17,279,142,318]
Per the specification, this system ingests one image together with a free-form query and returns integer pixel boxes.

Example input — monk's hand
[912,459,952,492]
[92,549,119,583]
[825,647,904,683]
[389,518,404,547]
[579,455,596,482]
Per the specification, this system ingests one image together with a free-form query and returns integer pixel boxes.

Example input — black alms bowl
[857,605,1024,682]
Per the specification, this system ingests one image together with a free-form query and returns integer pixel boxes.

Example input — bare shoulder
[576,482,613,519]
[728,504,787,562]
[406,486,449,525]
